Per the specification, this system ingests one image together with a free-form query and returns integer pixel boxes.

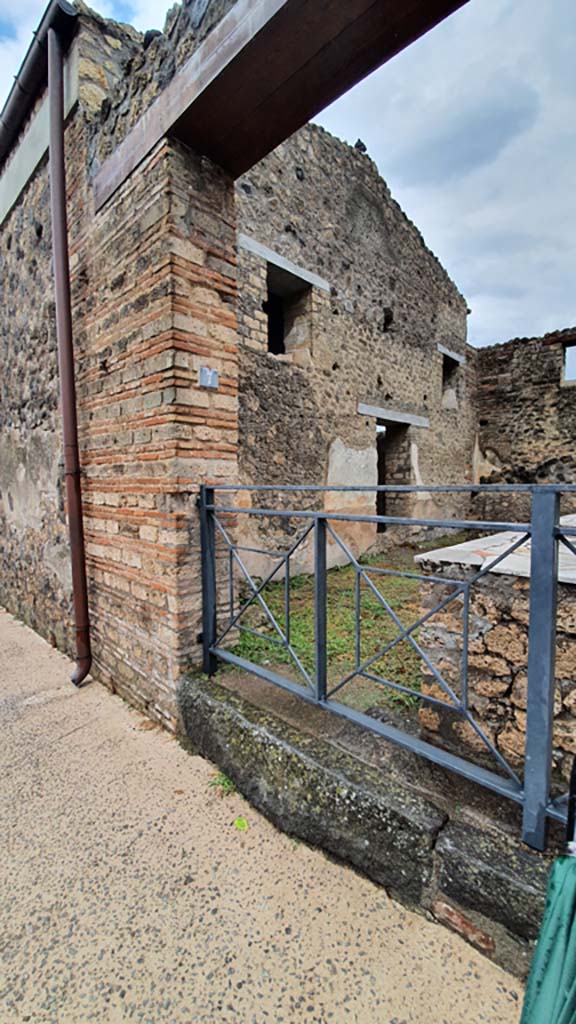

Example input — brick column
[76,139,238,728]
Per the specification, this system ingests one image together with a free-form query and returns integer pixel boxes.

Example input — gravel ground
[0,608,523,1023]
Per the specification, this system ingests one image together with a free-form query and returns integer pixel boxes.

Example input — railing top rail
[206,504,531,534]
[205,483,576,494]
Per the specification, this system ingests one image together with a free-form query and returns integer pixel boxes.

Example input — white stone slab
[437,342,466,365]
[237,233,330,292]
[357,402,429,428]
[415,514,576,585]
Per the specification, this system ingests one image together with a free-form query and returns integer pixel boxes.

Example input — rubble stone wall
[235,125,477,562]
[0,12,138,651]
[0,142,69,648]
[418,566,576,786]
[93,0,237,167]
[474,328,576,522]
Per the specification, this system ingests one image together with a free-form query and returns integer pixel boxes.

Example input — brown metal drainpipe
[48,27,92,686]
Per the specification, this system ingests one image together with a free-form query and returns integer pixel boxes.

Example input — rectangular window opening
[564,344,576,382]
[263,263,312,355]
[442,353,459,391]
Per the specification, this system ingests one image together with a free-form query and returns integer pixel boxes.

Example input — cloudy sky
[1,0,574,347]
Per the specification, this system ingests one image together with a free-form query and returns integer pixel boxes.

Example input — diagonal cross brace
[214,518,313,645]
[212,515,314,689]
[326,522,524,785]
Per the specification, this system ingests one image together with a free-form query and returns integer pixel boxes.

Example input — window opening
[442,353,459,391]
[564,345,576,382]
[264,263,312,355]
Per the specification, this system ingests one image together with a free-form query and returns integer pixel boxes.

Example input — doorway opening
[376,422,410,530]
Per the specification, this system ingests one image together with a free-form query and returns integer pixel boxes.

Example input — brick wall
[75,136,237,727]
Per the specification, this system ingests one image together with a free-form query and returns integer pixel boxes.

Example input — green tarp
[520,856,576,1024]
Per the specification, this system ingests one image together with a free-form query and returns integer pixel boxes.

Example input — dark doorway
[263,292,285,354]
[376,422,410,529]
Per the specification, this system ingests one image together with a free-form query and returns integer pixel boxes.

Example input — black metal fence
[198,484,576,851]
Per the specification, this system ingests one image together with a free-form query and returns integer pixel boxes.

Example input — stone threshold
[178,671,562,980]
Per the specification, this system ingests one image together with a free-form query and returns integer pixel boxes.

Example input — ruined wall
[418,567,576,788]
[235,124,477,561]
[93,0,236,165]
[0,0,484,724]
[0,150,68,646]
[474,328,576,522]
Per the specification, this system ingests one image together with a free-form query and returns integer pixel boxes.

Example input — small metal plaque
[199,366,219,390]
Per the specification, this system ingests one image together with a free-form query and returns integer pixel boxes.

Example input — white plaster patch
[441,387,458,411]
[472,434,501,484]
[0,430,61,531]
[324,438,377,563]
[326,437,377,504]
[0,43,78,226]
[410,442,433,502]
[44,541,73,592]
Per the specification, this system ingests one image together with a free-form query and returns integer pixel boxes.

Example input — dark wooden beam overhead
[94,0,469,211]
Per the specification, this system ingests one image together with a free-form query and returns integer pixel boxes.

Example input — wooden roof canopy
[95,0,470,211]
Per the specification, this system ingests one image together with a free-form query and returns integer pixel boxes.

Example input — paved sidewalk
[0,609,522,1023]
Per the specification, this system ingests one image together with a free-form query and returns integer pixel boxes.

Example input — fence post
[199,485,218,676]
[314,516,327,703]
[523,488,559,850]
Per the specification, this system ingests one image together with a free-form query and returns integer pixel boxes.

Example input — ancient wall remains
[0,8,238,727]
[418,565,576,788]
[10,0,567,728]
[474,328,576,522]
[234,124,477,563]
[92,0,236,167]
[0,11,139,651]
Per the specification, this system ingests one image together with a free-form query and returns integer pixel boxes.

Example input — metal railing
[198,484,576,851]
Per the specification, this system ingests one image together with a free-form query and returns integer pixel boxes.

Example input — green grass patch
[208,772,237,797]
[232,533,467,716]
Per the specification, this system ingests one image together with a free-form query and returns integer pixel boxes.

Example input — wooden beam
[94,0,469,211]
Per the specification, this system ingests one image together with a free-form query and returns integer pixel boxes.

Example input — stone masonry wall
[418,566,576,787]
[0,148,69,647]
[92,0,237,168]
[474,327,576,522]
[234,124,477,565]
[0,12,139,651]
[0,9,238,728]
